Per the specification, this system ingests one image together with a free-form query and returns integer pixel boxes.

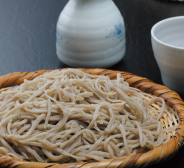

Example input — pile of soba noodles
[0,69,172,163]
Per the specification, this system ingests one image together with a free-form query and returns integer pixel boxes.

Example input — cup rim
[151,16,184,50]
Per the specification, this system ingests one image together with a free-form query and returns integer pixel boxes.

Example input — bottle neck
[68,0,110,8]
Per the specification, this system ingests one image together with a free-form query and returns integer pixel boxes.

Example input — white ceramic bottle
[56,0,126,68]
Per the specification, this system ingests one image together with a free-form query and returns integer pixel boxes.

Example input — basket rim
[0,68,183,168]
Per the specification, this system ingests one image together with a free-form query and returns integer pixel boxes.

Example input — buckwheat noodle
[0,69,175,163]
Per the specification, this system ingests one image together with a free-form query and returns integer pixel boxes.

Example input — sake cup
[151,16,184,95]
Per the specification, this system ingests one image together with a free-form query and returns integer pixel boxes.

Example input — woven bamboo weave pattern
[0,68,183,168]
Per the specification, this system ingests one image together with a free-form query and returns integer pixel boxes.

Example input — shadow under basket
[0,68,183,168]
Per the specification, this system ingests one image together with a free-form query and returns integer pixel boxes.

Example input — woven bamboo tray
[0,68,183,168]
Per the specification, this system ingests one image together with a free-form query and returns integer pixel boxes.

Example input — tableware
[163,0,184,1]
[162,0,184,1]
[151,16,184,95]
[56,0,126,68]
[0,68,183,168]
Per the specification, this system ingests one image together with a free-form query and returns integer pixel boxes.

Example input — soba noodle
[0,69,173,163]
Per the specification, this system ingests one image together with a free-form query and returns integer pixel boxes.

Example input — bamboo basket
[0,68,183,168]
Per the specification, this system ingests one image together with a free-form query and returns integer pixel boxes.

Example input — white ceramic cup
[151,16,184,95]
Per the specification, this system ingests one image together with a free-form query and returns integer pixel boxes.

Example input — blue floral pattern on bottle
[106,23,124,42]
[56,31,63,43]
